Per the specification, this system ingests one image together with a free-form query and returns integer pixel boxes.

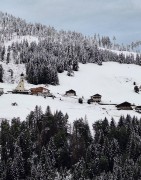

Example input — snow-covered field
[0,35,141,128]
[0,62,141,129]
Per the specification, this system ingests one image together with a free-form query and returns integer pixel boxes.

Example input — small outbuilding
[11,102,18,106]
[87,99,94,104]
[116,102,133,110]
[91,94,102,102]
[65,89,76,96]
[135,106,141,113]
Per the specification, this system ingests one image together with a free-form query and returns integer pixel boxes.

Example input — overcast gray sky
[0,0,141,44]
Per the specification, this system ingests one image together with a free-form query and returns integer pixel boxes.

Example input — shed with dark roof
[116,102,132,110]
[65,89,76,96]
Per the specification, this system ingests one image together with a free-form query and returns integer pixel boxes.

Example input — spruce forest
[0,106,141,179]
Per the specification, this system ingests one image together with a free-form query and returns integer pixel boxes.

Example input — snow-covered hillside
[0,34,140,85]
[1,35,39,83]
[0,62,141,129]
[0,35,141,128]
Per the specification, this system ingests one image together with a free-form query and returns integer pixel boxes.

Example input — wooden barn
[91,94,102,102]
[116,102,133,110]
[30,87,50,96]
[65,89,76,96]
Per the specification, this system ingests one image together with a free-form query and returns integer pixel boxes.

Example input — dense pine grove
[0,12,141,85]
[0,106,141,179]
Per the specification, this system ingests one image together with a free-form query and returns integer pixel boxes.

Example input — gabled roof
[91,94,102,97]
[30,87,48,91]
[116,101,131,107]
[66,89,76,93]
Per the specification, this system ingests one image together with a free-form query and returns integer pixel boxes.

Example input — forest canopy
[0,106,141,179]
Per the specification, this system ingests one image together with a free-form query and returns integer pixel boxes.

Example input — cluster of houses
[65,89,102,103]
[65,89,141,113]
[0,74,141,113]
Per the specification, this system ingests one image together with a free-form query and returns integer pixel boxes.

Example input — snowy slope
[100,47,137,58]
[49,62,141,105]
[0,35,39,83]
[0,35,139,85]
[0,35,141,128]
[0,62,141,129]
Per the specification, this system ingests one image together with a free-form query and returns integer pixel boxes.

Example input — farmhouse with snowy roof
[91,94,102,102]
[116,102,133,110]
[65,89,76,96]
[30,87,50,96]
